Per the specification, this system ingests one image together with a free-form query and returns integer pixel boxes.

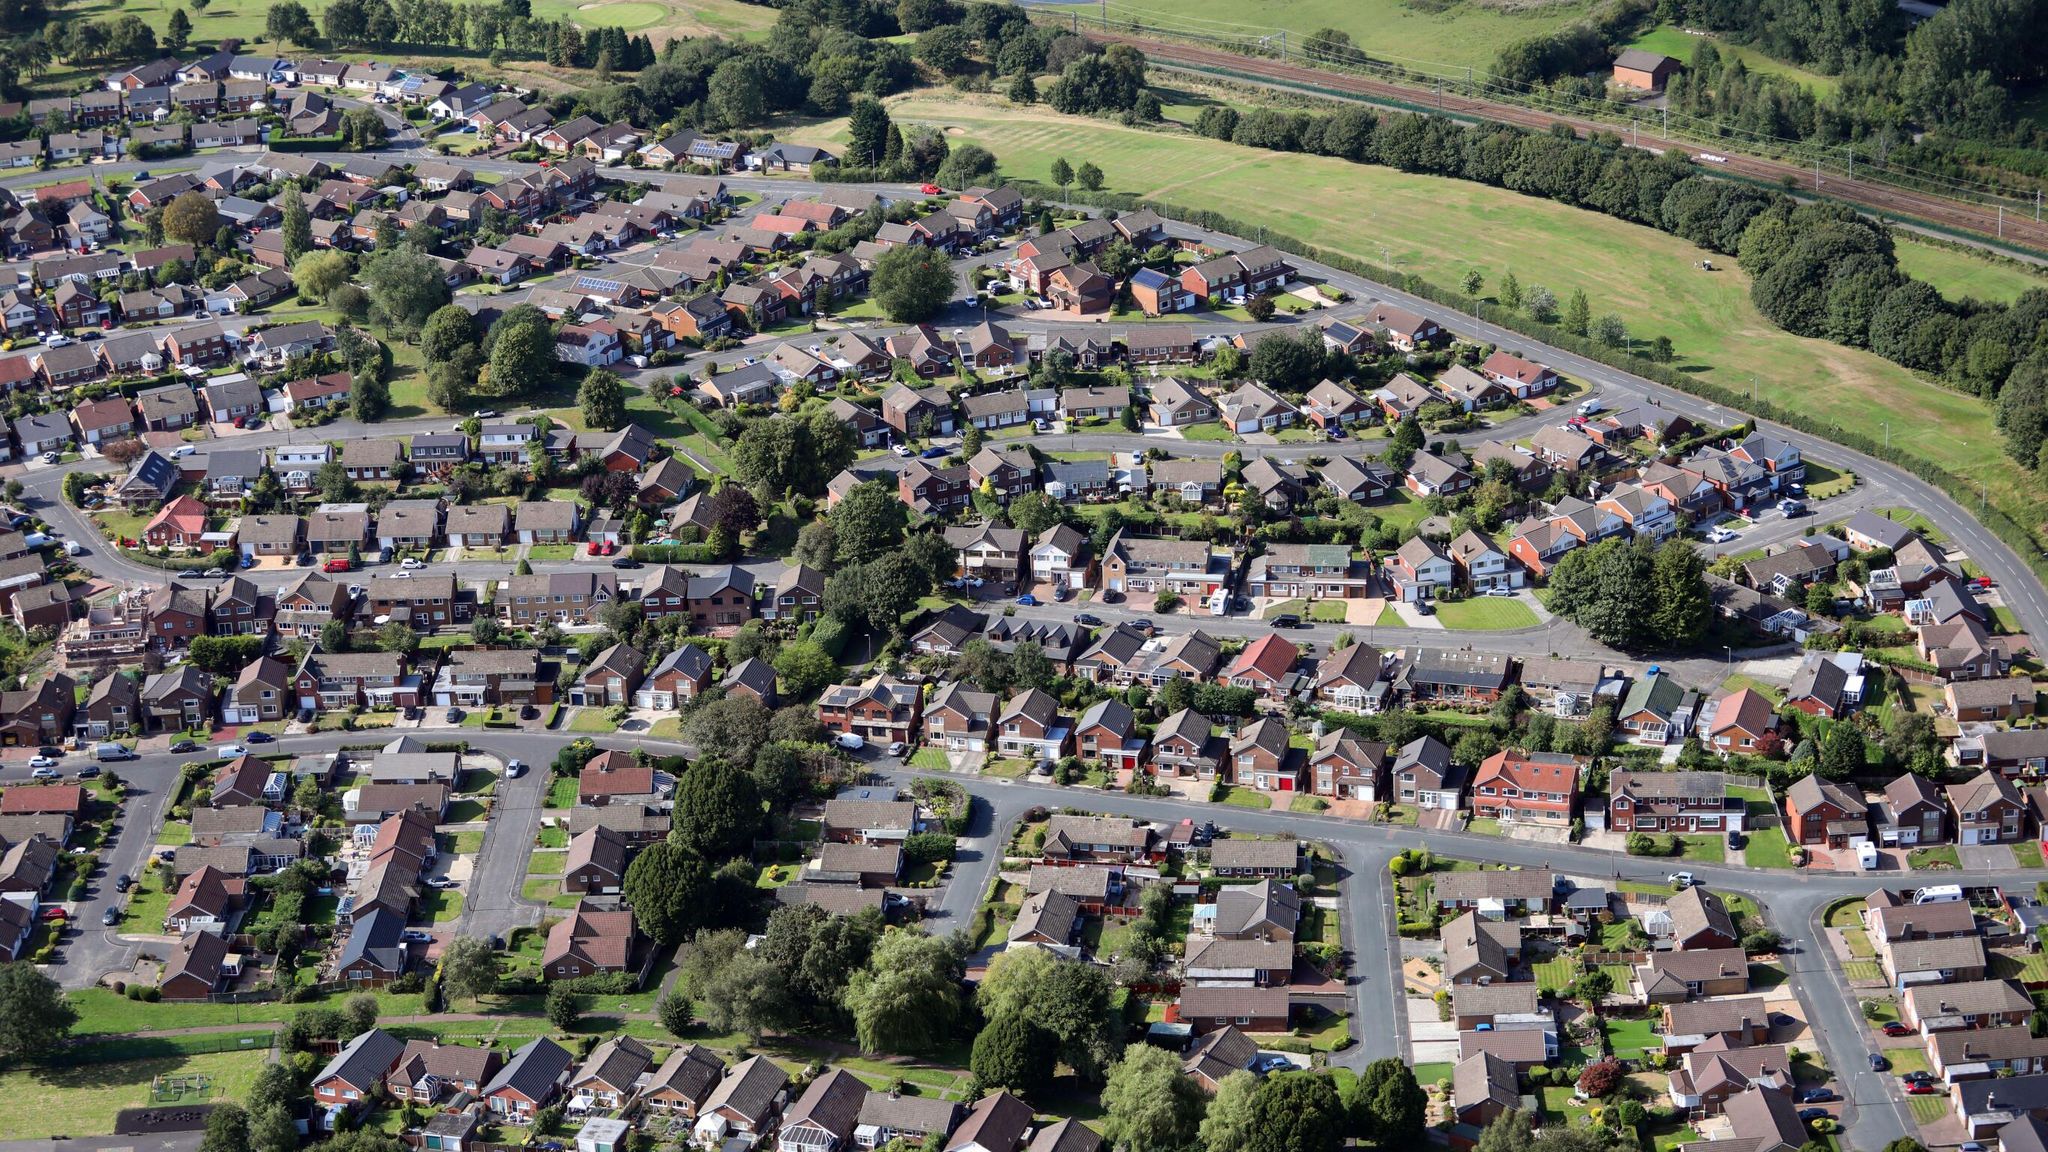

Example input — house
[1009,888,1083,949]
[926,683,997,755]
[1216,383,1296,434]
[1613,49,1681,90]
[1480,350,1559,397]
[543,902,638,978]
[1783,775,1868,848]
[1454,1052,1525,1128]
[1948,770,2026,845]
[818,674,923,748]
[312,1029,407,1124]
[1226,634,1299,702]
[1669,885,1740,951]
[1903,980,2034,1034]
[1615,673,1697,746]
[335,906,410,985]
[1433,869,1558,919]
[1637,948,1752,1003]
[944,1091,1032,1152]
[1384,537,1454,605]
[781,1068,868,1152]
[1880,934,1988,990]
[1387,735,1464,812]
[1662,996,1771,1055]
[696,1054,789,1143]
[1668,1045,1792,1115]
[1700,688,1781,756]
[1441,910,1521,985]
[642,1044,727,1119]
[1608,769,1737,836]
[571,1036,654,1112]
[1040,815,1152,864]
[1177,983,1291,1035]
[481,1037,576,1123]
[1471,750,1583,827]
[571,642,643,708]
[1874,774,1947,848]
[1074,698,1143,772]
[1785,651,1864,719]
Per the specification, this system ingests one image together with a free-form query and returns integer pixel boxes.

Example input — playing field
[0,1050,267,1139]
[528,0,778,36]
[788,93,2046,534]
[1893,238,2048,306]
[1625,25,1840,97]
[1069,0,1603,77]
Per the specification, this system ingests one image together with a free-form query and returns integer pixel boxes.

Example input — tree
[483,305,555,397]
[682,696,772,780]
[1578,1059,1624,1097]
[199,1103,251,1152]
[1243,1073,1344,1152]
[340,107,388,150]
[342,992,379,1037]
[439,935,498,1003]
[975,948,1119,1080]
[376,621,418,658]
[870,244,957,323]
[772,641,840,699]
[1075,161,1104,191]
[579,368,627,431]
[352,371,390,422]
[668,760,763,862]
[624,842,712,945]
[1248,328,1325,391]
[1100,1044,1204,1152]
[420,304,477,366]
[164,8,190,54]
[251,1105,298,1152]
[915,25,974,74]
[361,247,451,341]
[1200,1071,1260,1152]
[267,0,318,44]
[0,962,77,1061]
[1461,270,1484,297]
[658,991,694,1038]
[971,1012,1054,1099]
[1499,270,1522,311]
[1649,541,1710,648]
[831,480,909,563]
[843,930,966,1053]
[1593,313,1628,347]
[685,930,791,1041]
[1351,1058,1426,1145]
[935,143,998,189]
[1049,156,1073,192]
[759,903,879,1025]
[1524,285,1558,323]
[545,983,580,1030]
[163,192,220,246]
[847,98,892,168]
[1818,723,1867,781]
[824,554,923,635]
[1007,72,1037,104]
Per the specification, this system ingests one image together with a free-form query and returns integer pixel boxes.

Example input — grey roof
[482,1037,574,1103]
[701,1054,788,1124]
[315,1027,406,1091]
[337,905,406,973]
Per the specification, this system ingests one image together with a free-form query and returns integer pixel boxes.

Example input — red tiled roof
[1228,634,1298,683]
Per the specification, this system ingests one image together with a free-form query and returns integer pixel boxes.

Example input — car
[1075,612,1104,627]
[29,766,57,780]
[1016,593,1039,606]
[400,558,425,570]
[38,906,65,921]
[1727,831,1745,848]
[610,556,640,569]
[834,732,866,751]
[919,183,941,195]
[216,744,248,758]
[425,877,459,890]
[1882,1022,1913,1037]
[1667,872,1696,888]
[1270,614,1302,629]
[1961,1143,1988,1152]
[239,555,256,569]
[1100,591,1123,605]
[202,567,225,578]
[1034,419,1052,432]
[101,907,120,926]
[114,874,131,892]
[245,731,275,744]
[298,553,314,566]
[891,443,913,457]
[39,451,58,464]
[587,541,603,556]
[1253,1054,1295,1073]
[1901,1072,1936,1086]
[1705,527,1737,544]
[1905,1083,1939,1096]
[1326,426,1347,440]
[378,546,394,563]
[506,760,526,778]
[1487,587,1518,596]
[26,755,58,768]
[1868,1053,1890,1072]
[887,741,907,757]
[521,705,539,720]
[401,929,433,943]
[444,708,463,723]
[1052,585,1070,602]
[1126,619,1156,636]
[474,409,500,419]
[75,764,98,779]
[1799,1089,1838,1103]
[168,740,196,753]
[323,558,352,572]
[1797,1109,1830,1122]
[920,446,948,459]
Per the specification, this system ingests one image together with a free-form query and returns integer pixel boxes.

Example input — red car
[587,541,603,555]
[919,183,941,195]
[1882,1023,1913,1037]
[323,557,352,573]
[1905,1083,1938,1096]
[38,906,65,921]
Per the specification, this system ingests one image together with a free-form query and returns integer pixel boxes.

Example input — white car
[399,558,425,570]
[30,766,57,780]
[1705,528,1737,544]
[1667,872,1696,889]
[26,755,58,769]
[887,741,907,757]
[391,571,412,579]
[891,444,913,457]
[506,759,526,778]
[217,744,248,758]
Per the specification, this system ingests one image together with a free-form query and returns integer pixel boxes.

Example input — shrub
[902,832,956,865]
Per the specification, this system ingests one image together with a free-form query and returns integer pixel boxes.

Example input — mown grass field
[786,93,2048,536]
[1085,0,1605,76]
[0,1050,268,1139]
[1893,238,2048,305]
[1626,25,1840,97]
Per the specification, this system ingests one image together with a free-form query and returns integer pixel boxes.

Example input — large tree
[974,949,1119,1079]
[1350,1059,1427,1146]
[667,759,763,862]
[419,304,477,366]
[162,192,221,246]
[622,841,713,945]
[758,903,880,1025]
[971,1012,1055,1100]
[683,929,791,1041]
[1244,1074,1345,1152]
[280,194,313,266]
[830,480,909,564]
[1198,1070,1260,1152]
[1100,1044,1205,1152]
[842,930,966,1053]
[360,246,451,341]
[681,696,772,778]
[579,368,628,431]
[481,304,555,397]
[438,934,498,1004]
[869,243,957,323]
[0,962,75,1061]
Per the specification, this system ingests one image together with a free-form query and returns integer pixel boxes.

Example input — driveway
[1959,843,2016,870]
[1406,998,1459,1063]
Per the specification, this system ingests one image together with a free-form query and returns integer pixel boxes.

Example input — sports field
[787,93,2045,533]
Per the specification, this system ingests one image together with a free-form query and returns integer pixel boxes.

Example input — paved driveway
[1960,843,2016,870]
[1407,998,1460,1063]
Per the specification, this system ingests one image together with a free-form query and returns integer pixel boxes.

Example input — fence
[1580,951,1649,966]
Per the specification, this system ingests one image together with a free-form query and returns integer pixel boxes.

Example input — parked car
[444,707,463,723]
[1905,1083,1938,1096]
[29,766,57,779]
[1797,1109,1830,1122]
[323,558,352,572]
[886,741,907,757]
[168,740,197,753]
[1667,872,1696,889]
[400,558,425,570]
[506,760,526,778]
[1868,1053,1890,1072]
[1075,612,1104,627]
[919,446,948,459]
[101,907,120,926]
[609,556,640,569]
[1799,1089,1838,1104]
[1270,614,1302,629]
[202,567,225,578]
[26,755,58,768]
[216,744,248,758]
[891,444,912,457]
[114,874,131,892]
[1881,1022,1913,1037]
[245,731,275,744]
[834,732,865,751]
[75,764,98,779]
[1015,593,1039,606]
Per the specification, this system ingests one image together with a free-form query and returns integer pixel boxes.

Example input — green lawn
[1824,898,1867,928]
[1412,1061,1454,1088]
[545,777,579,809]
[1212,785,1273,810]
[784,95,2048,545]
[1893,237,2048,305]
[526,850,567,877]
[444,831,485,855]
[1677,834,1726,863]
[1744,827,1798,869]
[1626,25,1841,96]
[444,799,487,824]
[525,544,577,561]
[155,820,192,847]
[1909,845,1961,870]
[1180,421,1235,441]
[1909,1095,1952,1125]
[120,874,174,934]
[537,825,569,849]
[1432,596,1541,631]
[566,708,618,734]
[1290,794,1330,813]
[0,1049,268,1139]
[1532,954,1581,996]
[1604,1015,1662,1060]
[1886,1046,1933,1077]
[419,890,465,924]
[522,877,582,909]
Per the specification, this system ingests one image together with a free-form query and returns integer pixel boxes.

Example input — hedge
[998,184,2048,594]
[266,135,347,153]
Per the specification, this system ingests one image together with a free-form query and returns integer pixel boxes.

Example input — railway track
[1082,28,2048,258]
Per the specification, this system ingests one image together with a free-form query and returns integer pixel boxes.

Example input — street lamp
[1722,646,1731,665]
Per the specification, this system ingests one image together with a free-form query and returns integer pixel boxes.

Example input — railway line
[1079,28,2048,258]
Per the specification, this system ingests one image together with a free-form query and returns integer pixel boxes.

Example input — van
[92,742,136,762]
[1858,841,1880,870]
[1913,884,1964,905]
[1207,589,1228,616]
[1577,398,1604,417]
[833,732,866,752]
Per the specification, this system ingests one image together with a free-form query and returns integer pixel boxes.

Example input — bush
[902,832,956,866]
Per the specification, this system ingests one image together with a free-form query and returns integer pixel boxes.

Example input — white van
[1577,398,1604,417]
[834,732,866,752]
[1913,884,1964,905]
[92,742,136,762]
[1857,841,1879,870]
[1207,589,1228,616]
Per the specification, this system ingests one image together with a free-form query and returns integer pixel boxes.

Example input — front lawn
[1824,898,1867,928]
[1433,597,1541,631]
[0,1049,268,1139]
[1212,785,1272,810]
[1290,794,1329,813]
[1677,834,1726,862]
[1181,421,1235,441]
[566,708,618,734]
[1743,827,1797,869]
[444,831,484,855]
[419,890,465,924]
[1909,845,1961,870]
[1309,601,1349,622]
[525,544,576,561]
[545,777,579,809]
[443,799,487,824]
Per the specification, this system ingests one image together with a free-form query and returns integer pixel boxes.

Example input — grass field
[1088,0,1605,76]
[1626,26,1840,97]
[0,1050,267,1138]
[787,93,2048,539]
[1893,238,2048,305]
[1432,596,1540,631]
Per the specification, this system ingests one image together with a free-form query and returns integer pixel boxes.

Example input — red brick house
[1703,688,1781,756]
[817,673,922,748]
[1784,775,1868,848]
[1470,749,1584,828]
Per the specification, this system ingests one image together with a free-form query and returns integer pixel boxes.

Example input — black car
[445,707,464,723]
[1797,1109,1830,1123]
[609,556,640,569]
[1868,1053,1890,1072]
[1270,614,1301,629]
[1799,1089,1838,1103]
[245,731,275,744]
[1075,612,1104,627]
[114,874,131,892]
[168,740,196,753]
[101,907,119,926]
[75,764,98,779]
[1901,1071,1935,1086]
